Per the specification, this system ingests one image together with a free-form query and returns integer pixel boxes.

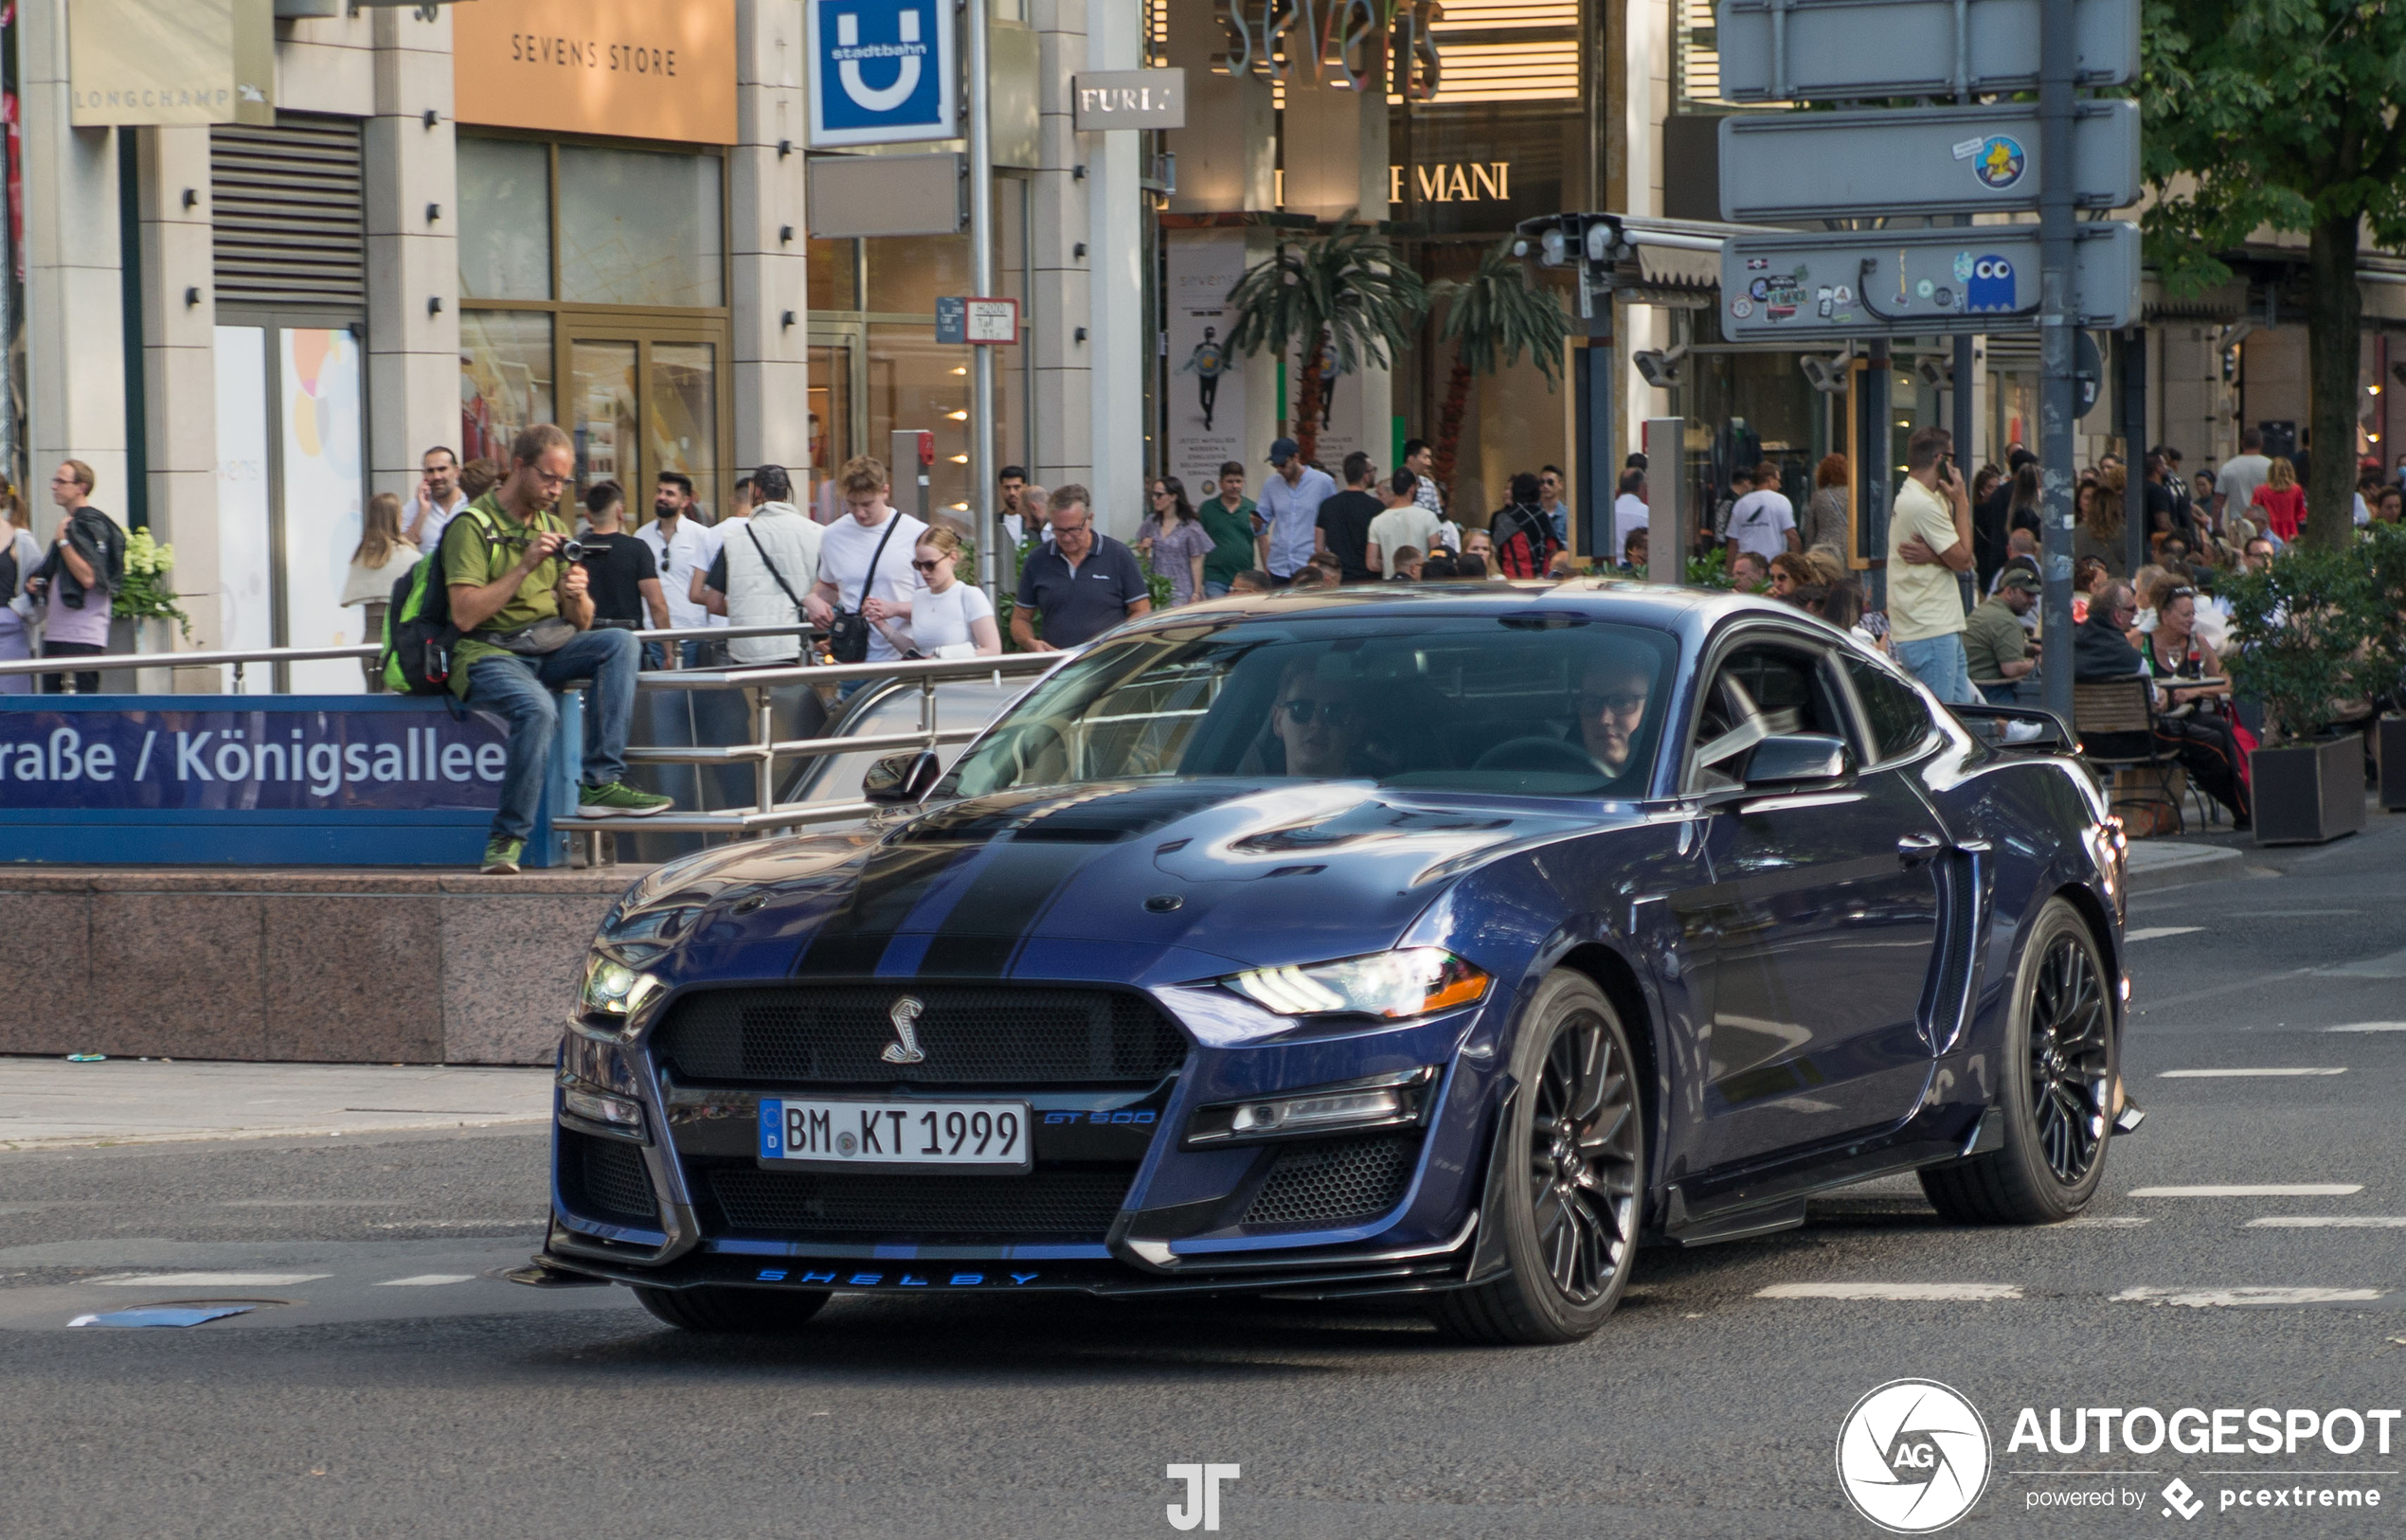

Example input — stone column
[17,0,127,512]
[1083,0,1144,535]
[1029,0,1092,499]
[135,127,224,674]
[364,7,459,501]
[732,0,810,476]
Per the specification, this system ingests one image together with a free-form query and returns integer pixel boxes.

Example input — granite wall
[0,868,644,1065]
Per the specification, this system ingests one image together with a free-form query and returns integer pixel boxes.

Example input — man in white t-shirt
[691,475,756,624]
[807,455,928,666]
[1366,471,1443,578]
[637,475,721,667]
[403,446,467,555]
[1611,468,1650,558]
[1725,459,1799,564]
[2216,428,2273,534]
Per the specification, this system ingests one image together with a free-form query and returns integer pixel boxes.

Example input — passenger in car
[1271,662,1363,778]
[1577,654,1653,775]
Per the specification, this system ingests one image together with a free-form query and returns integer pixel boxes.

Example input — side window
[1844,654,1937,763]
[1689,639,1848,789]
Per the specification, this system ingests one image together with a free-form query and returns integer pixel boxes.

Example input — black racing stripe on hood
[793,842,984,976]
[911,841,1098,978]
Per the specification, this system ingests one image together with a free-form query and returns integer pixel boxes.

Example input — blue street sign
[807,0,956,149]
[935,296,966,344]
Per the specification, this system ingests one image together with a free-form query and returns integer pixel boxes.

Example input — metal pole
[1644,419,1687,583]
[1953,329,1975,603]
[967,0,997,603]
[1861,341,1892,611]
[2037,0,2077,724]
[2122,329,2150,578]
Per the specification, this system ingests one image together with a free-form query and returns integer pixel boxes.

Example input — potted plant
[2221,542,2374,844]
[2362,523,2406,812]
[1225,222,1427,467]
[102,528,193,693]
[1426,241,1571,508]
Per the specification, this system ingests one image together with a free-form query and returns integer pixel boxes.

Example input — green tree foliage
[2141,0,2406,548]
[1225,222,1427,466]
[2220,541,2378,739]
[1426,242,1572,502]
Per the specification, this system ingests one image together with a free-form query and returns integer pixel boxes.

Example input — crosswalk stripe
[89,1272,330,1287]
[2130,1184,2363,1197]
[1755,1282,2022,1301]
[2115,1286,2386,1307]
[2326,1022,2406,1032]
[374,1274,476,1287]
[2126,926,2203,941]
[2244,1217,2406,1228]
[2159,1067,2347,1077]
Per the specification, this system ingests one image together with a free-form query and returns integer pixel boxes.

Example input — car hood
[633,779,1636,985]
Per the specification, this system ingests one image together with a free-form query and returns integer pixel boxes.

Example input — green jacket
[440,491,571,695]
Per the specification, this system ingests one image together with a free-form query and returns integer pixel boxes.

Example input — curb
[2123,842,2245,895]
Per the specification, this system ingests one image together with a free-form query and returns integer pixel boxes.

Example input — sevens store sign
[808,0,956,148]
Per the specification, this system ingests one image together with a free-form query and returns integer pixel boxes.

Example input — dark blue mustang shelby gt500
[531,585,2138,1345]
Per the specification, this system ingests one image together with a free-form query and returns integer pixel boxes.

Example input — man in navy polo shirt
[1010,485,1154,652]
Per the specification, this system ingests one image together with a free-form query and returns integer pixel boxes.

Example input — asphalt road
[4,814,2403,1539]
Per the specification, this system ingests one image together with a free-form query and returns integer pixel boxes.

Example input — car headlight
[581,954,666,1022]
[1223,947,1489,1019]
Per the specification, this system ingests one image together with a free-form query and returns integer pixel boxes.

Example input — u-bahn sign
[1713,0,2140,99]
[1718,222,2141,339]
[1719,100,2139,222]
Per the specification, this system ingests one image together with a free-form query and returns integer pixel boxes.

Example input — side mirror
[862,748,942,804]
[1742,733,1854,787]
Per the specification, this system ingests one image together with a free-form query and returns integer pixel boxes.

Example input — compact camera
[556,538,598,562]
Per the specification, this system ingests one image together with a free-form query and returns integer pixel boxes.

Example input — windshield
[937,614,1680,800]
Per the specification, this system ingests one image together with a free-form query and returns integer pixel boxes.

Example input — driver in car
[1272,663,1362,778]
[1577,655,1651,776]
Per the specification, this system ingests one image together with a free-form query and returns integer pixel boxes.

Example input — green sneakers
[480,836,525,875]
[578,780,674,817]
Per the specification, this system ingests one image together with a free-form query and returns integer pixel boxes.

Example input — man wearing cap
[1256,438,1337,586]
[1965,565,2039,705]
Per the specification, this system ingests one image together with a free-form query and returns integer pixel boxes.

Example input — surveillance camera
[1801,354,1849,395]
[2392,359,2406,387]
[1634,349,1680,390]
[1915,357,1950,389]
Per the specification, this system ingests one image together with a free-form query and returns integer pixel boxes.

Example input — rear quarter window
[1844,654,1937,763]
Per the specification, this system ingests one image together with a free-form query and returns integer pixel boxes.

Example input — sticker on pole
[1969,135,2026,191]
[807,0,957,148]
[936,297,1019,346]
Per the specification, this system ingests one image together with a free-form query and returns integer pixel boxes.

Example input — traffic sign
[1719,100,2137,222]
[1713,0,2139,99]
[1718,222,2140,339]
[807,0,957,148]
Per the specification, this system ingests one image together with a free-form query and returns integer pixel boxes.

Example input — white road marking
[1755,1282,2023,1301]
[2125,926,2203,942]
[2244,1217,2406,1229]
[374,1274,476,1287]
[2158,1067,2347,1077]
[2326,1022,2406,1032]
[2115,1286,2386,1308]
[2060,1215,2150,1228]
[2129,1184,2363,1197]
[89,1272,330,1287]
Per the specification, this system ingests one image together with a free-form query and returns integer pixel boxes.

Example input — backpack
[381,508,507,694]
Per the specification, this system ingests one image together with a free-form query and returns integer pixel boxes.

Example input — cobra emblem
[880,995,927,1065]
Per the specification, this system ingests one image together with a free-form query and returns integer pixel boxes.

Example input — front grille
[703,1164,1135,1241]
[563,1131,659,1225]
[1242,1135,1421,1227]
[655,986,1189,1087]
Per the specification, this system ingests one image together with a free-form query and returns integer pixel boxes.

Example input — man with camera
[447,423,672,875]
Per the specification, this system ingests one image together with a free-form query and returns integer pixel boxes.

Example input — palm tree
[1427,242,1571,501]
[1224,221,1427,466]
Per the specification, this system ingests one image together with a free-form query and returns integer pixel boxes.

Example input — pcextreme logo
[1837,1379,1993,1533]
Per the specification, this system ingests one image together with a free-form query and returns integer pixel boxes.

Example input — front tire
[634,1284,832,1334]
[1429,972,1644,1346]
[1921,896,2116,1225]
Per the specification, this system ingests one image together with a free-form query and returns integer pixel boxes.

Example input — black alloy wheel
[1429,971,1644,1345]
[1921,896,2116,1225]
[635,1283,832,1334]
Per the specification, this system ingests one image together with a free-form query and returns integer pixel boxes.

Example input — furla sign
[1073,70,1187,132]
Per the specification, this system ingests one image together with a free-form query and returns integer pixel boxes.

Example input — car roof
[1117,580,1822,649]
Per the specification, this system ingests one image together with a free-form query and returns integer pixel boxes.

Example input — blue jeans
[1978,682,2020,706]
[463,627,640,841]
[1202,580,1230,599]
[1893,633,1977,707]
[639,637,710,672]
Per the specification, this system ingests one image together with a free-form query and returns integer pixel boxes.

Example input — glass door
[809,324,865,520]
[563,327,727,522]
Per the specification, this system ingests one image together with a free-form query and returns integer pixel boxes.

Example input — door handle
[1896,833,1946,865]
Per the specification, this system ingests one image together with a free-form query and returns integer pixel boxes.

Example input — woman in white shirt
[340,492,420,690]
[887,528,999,658]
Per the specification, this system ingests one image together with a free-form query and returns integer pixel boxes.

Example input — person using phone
[1885,425,1978,704]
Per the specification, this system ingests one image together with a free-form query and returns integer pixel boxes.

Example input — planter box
[97,617,140,693]
[2252,734,2365,846]
[2382,717,2406,813]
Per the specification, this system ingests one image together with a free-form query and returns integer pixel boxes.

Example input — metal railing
[1,622,1064,849]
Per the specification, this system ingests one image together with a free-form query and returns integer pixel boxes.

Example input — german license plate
[759,1098,1032,1172]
